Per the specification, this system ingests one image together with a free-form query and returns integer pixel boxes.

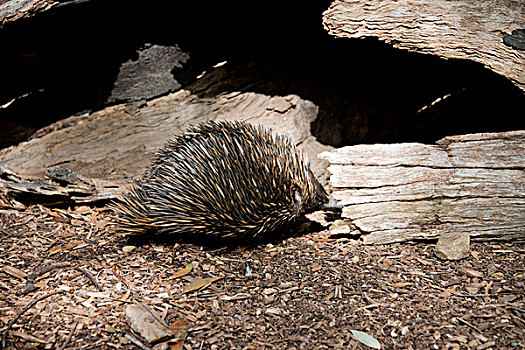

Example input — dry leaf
[169,319,191,331]
[265,307,281,315]
[165,263,193,280]
[126,303,175,343]
[263,288,278,295]
[182,276,221,294]
[49,240,84,255]
[465,285,481,294]
[46,209,63,217]
[350,330,381,349]
[393,282,413,288]
[312,238,337,242]
[169,340,185,350]
[2,265,27,279]
[12,330,48,344]
[122,246,136,253]
[463,268,483,278]
[74,206,91,214]
[311,263,322,272]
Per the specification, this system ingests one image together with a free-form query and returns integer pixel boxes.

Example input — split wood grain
[323,0,525,92]
[319,131,525,244]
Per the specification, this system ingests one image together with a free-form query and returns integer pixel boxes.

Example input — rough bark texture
[0,90,332,204]
[107,44,190,103]
[319,131,525,244]
[0,0,59,27]
[323,0,525,93]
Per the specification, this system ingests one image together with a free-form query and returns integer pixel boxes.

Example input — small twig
[23,263,70,294]
[499,244,525,254]
[319,258,355,262]
[9,216,33,227]
[457,318,482,334]
[0,192,13,207]
[510,314,525,327]
[454,294,491,298]
[486,304,525,314]
[58,321,78,350]
[355,283,383,310]
[64,339,104,350]
[111,265,131,291]
[75,267,103,292]
[216,257,243,262]
[124,334,152,350]
[1,290,65,348]
[510,306,525,313]
[33,263,71,277]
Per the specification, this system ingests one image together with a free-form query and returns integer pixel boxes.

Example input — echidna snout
[112,120,329,241]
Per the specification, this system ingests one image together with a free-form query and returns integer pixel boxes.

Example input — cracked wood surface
[0,90,331,204]
[1,0,58,27]
[319,130,525,244]
[323,0,525,92]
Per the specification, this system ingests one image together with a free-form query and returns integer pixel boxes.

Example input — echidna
[112,120,329,241]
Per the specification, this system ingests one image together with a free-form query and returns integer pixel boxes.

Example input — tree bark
[323,0,525,93]
[319,130,525,244]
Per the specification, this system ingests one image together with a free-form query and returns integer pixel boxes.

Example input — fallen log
[323,0,525,93]
[0,90,332,205]
[319,130,525,244]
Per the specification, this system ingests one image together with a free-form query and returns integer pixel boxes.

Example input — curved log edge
[323,0,525,93]
[0,90,332,205]
[319,130,525,244]
[0,0,64,27]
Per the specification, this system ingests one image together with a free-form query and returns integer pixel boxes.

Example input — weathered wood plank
[330,167,523,201]
[323,0,525,92]
[322,131,525,168]
[319,131,525,244]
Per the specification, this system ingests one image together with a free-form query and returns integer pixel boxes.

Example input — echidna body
[113,120,328,240]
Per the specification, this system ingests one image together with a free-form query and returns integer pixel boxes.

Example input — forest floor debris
[0,205,523,349]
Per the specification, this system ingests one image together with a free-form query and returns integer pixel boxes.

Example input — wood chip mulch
[0,204,524,349]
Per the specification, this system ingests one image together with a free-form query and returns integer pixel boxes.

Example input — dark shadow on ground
[123,216,326,251]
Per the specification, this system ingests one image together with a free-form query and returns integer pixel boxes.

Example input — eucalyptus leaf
[350,330,381,349]
[487,266,497,276]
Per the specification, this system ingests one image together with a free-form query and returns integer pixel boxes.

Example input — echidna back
[113,120,327,240]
